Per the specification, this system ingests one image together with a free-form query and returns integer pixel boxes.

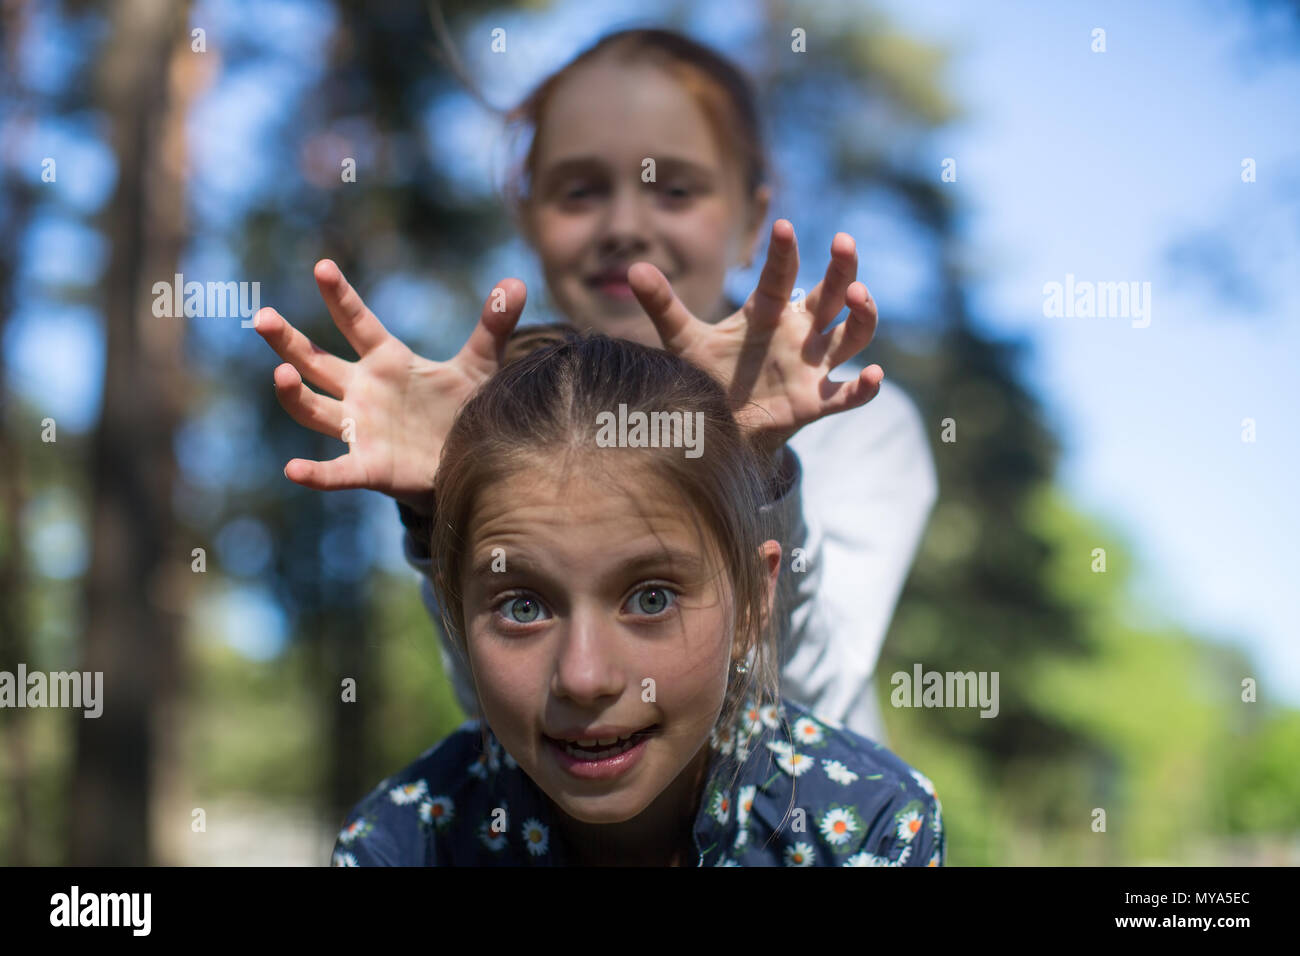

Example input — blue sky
[6,0,1297,699]
[871,0,1300,700]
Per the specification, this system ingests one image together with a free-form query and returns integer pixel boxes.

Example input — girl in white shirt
[254,27,937,745]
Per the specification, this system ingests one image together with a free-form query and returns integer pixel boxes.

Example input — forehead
[531,57,726,172]
[466,458,716,566]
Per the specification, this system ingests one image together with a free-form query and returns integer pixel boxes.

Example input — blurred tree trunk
[0,0,36,868]
[69,0,194,865]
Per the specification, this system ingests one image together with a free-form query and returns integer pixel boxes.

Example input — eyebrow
[536,155,717,188]
[465,546,709,590]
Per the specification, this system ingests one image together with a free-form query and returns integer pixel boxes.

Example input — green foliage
[368,571,468,774]
[1222,709,1300,835]
[882,482,1298,864]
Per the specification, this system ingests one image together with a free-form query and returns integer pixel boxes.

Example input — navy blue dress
[331,697,945,867]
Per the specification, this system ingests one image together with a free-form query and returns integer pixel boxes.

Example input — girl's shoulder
[706,700,945,867]
[329,719,501,866]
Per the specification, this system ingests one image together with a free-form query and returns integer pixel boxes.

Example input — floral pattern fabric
[331,698,945,867]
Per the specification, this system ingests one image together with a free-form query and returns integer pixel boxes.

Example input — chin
[557,793,650,826]
[592,311,662,348]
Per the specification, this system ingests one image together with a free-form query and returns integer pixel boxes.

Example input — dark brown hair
[429,327,781,764]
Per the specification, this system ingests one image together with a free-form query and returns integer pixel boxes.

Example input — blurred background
[1,0,1297,865]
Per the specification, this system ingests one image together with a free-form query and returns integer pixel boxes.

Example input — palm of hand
[345,343,480,501]
[629,220,883,459]
[682,299,842,446]
[256,260,527,511]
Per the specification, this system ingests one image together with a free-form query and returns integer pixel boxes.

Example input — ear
[737,185,772,268]
[759,537,782,621]
[732,538,782,669]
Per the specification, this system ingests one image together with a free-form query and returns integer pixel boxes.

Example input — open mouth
[544,725,660,763]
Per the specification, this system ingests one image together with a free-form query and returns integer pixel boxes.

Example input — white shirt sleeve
[782,379,938,743]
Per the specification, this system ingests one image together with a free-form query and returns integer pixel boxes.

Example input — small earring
[734,660,749,675]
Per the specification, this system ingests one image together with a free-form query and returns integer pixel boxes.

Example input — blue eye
[499,595,548,625]
[625,586,677,616]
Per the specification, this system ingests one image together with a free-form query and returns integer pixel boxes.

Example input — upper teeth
[574,735,627,747]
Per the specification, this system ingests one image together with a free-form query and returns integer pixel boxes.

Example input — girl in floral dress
[328,328,944,866]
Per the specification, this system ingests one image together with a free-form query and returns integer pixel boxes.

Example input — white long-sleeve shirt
[399,378,937,745]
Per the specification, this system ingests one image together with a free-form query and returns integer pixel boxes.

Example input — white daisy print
[742,701,765,736]
[818,806,861,846]
[792,717,824,746]
[822,759,859,785]
[784,842,816,866]
[521,818,549,856]
[910,769,937,797]
[478,818,508,852]
[710,724,735,755]
[331,850,358,867]
[735,735,752,763]
[759,704,781,729]
[503,750,519,770]
[418,795,454,829]
[765,739,793,758]
[928,850,941,867]
[388,779,428,805]
[736,785,757,829]
[467,756,489,780]
[715,856,741,866]
[895,808,925,842]
[843,851,898,867]
[708,788,732,825]
[775,750,814,777]
[337,818,371,845]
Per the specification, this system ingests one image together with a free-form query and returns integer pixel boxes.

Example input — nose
[596,181,651,260]
[550,603,626,706]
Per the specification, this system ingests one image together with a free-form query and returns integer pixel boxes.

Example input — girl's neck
[549,741,713,867]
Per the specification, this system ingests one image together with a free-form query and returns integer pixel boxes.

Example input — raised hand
[627,220,882,460]
[254,260,527,513]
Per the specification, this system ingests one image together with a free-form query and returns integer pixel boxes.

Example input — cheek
[532,211,592,269]
[645,608,732,717]
[466,630,539,738]
[659,206,734,300]
[673,198,735,252]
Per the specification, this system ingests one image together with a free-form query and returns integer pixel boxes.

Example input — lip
[584,266,655,302]
[586,277,636,301]
[548,725,653,742]
[543,725,659,781]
